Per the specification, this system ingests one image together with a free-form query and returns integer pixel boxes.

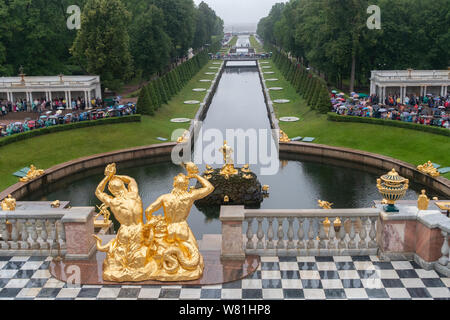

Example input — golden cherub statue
[417,190,429,211]
[219,140,238,179]
[51,200,60,208]
[417,161,440,177]
[1,195,16,211]
[20,165,45,182]
[279,130,291,143]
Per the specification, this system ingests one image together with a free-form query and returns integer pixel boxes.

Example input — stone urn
[376,169,409,213]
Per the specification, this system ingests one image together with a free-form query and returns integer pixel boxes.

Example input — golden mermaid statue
[144,162,214,281]
[93,163,156,282]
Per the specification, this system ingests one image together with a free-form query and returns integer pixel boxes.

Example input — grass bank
[260,59,450,179]
[0,60,220,191]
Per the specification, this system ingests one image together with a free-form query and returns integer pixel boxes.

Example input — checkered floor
[0,255,448,300]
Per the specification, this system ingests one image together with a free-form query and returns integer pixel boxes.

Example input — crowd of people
[0,96,105,116]
[331,92,450,129]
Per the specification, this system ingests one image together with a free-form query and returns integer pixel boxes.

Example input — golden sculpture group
[19,165,45,183]
[417,161,440,177]
[1,195,16,211]
[279,130,291,143]
[93,162,214,282]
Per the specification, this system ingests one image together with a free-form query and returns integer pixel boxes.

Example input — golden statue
[94,203,112,228]
[177,130,190,144]
[219,140,238,179]
[242,174,252,180]
[279,130,291,143]
[144,162,214,281]
[20,165,45,182]
[203,164,214,175]
[318,200,333,210]
[417,161,440,177]
[51,200,60,208]
[262,185,270,192]
[224,195,230,203]
[92,163,153,282]
[417,190,429,211]
[1,195,16,211]
[241,164,251,173]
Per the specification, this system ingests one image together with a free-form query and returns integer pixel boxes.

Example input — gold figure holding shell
[417,161,440,177]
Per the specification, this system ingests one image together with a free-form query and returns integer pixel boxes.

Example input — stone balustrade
[220,206,380,258]
[435,224,449,277]
[0,206,95,260]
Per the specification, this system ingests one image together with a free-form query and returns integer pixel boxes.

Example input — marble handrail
[244,208,380,218]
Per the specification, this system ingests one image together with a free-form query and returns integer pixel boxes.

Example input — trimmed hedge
[0,115,142,148]
[327,113,450,137]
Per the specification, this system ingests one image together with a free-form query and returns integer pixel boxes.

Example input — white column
[87,90,92,109]
[68,91,72,109]
[84,91,87,108]
[64,91,68,108]
[423,86,427,96]
[441,85,445,96]
[444,86,448,96]
[10,92,14,102]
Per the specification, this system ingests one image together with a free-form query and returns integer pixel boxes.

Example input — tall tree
[130,4,172,78]
[71,0,133,91]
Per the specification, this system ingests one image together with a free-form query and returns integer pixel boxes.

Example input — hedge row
[272,49,331,114]
[327,113,450,137]
[137,50,210,116]
[0,115,142,148]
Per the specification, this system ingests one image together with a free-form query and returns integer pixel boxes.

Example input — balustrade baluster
[28,219,39,250]
[359,217,368,249]
[438,230,449,266]
[48,219,58,250]
[20,220,30,250]
[9,219,19,250]
[307,218,315,249]
[0,219,9,249]
[276,218,285,249]
[246,218,254,250]
[266,218,274,249]
[348,218,357,249]
[297,218,305,249]
[287,217,295,249]
[256,218,264,249]
[39,220,49,250]
[338,218,347,249]
[327,218,337,249]
[58,221,67,250]
[368,217,377,248]
[318,218,326,249]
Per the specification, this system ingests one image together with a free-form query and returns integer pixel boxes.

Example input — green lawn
[0,60,221,191]
[249,35,264,53]
[260,59,450,179]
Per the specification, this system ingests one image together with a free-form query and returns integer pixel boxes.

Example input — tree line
[257,0,449,92]
[272,49,331,114]
[137,50,210,115]
[0,0,224,91]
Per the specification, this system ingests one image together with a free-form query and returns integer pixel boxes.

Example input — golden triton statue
[94,203,112,228]
[203,164,214,175]
[177,130,190,144]
[145,162,214,281]
[219,140,238,179]
[51,200,60,208]
[417,190,429,211]
[20,165,45,182]
[93,163,154,282]
[1,195,16,211]
[417,161,440,177]
[318,200,333,210]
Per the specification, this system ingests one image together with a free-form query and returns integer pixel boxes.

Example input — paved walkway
[0,255,448,300]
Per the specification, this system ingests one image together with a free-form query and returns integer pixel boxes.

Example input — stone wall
[280,141,450,197]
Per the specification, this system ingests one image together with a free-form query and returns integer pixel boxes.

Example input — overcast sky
[193,0,288,27]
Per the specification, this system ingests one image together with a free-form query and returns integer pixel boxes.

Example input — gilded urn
[376,169,409,213]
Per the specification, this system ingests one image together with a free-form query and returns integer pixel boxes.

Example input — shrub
[327,113,450,136]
